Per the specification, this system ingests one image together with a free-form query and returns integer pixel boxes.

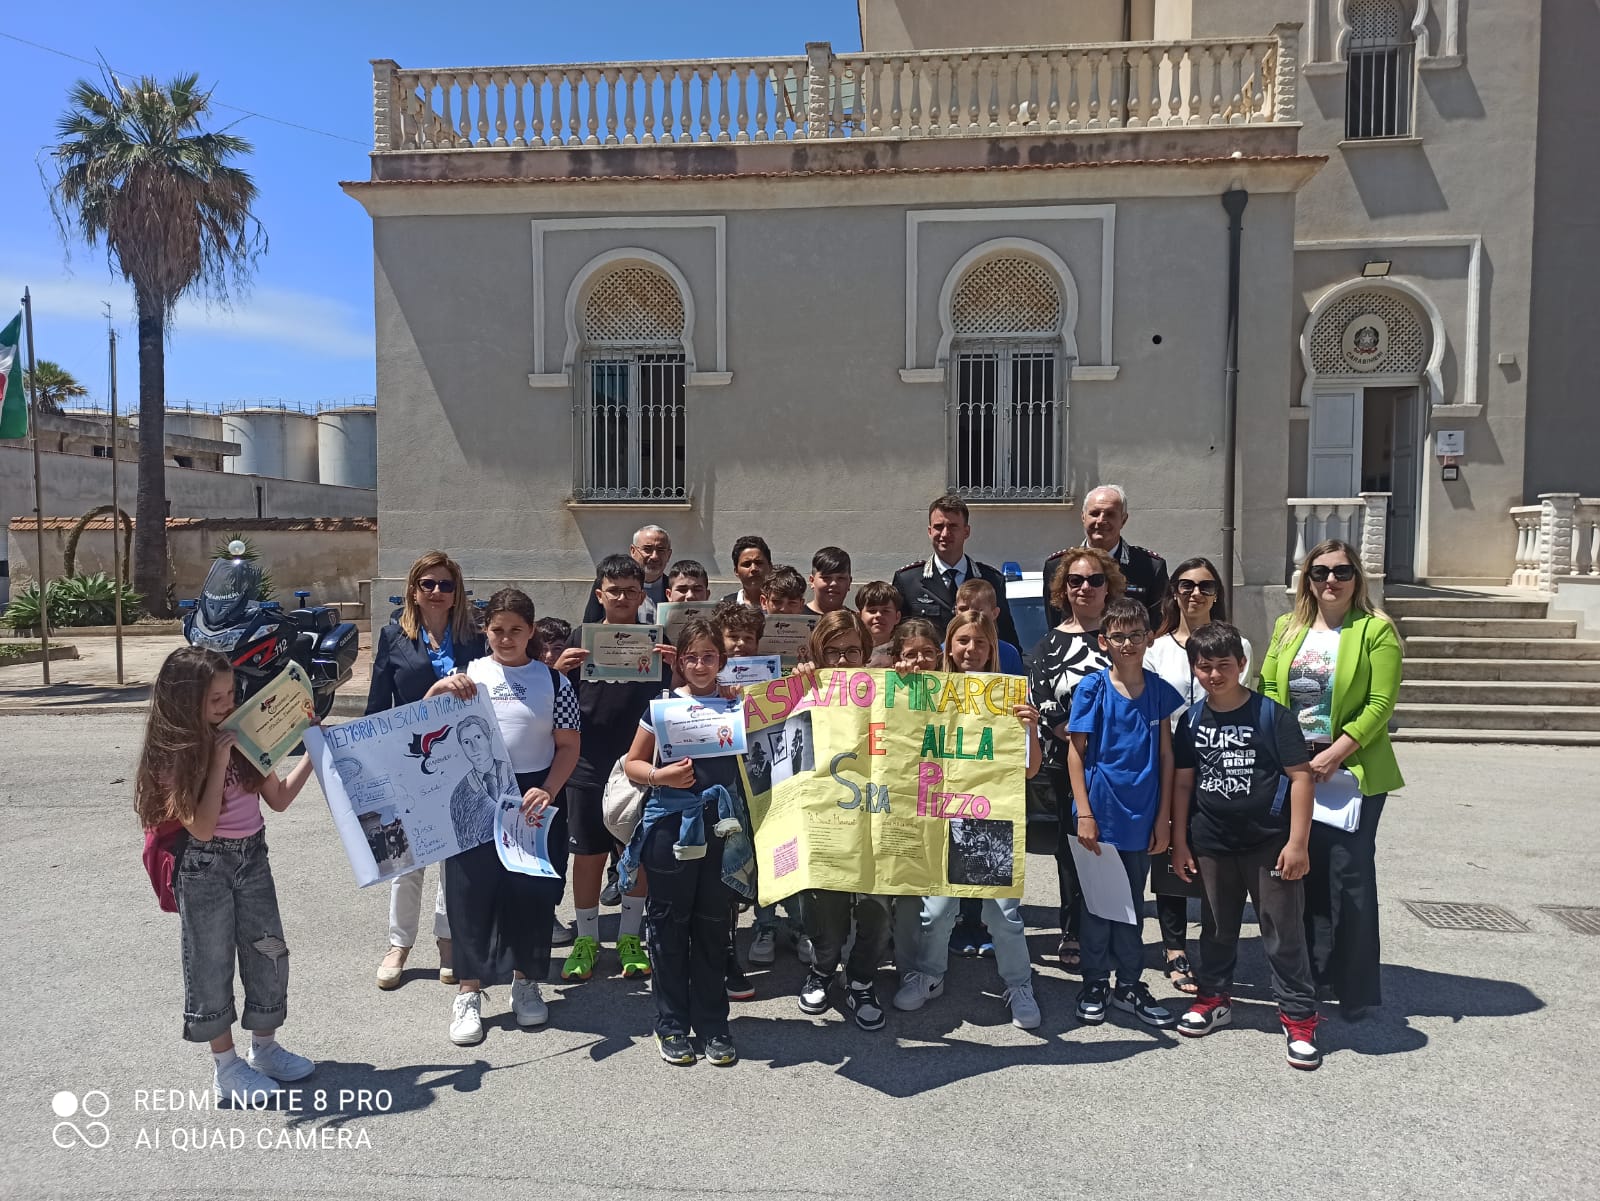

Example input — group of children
[135,536,1329,1106]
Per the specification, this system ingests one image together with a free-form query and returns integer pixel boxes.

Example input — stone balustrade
[1510,495,1600,592]
[1287,494,1390,590]
[372,28,1296,152]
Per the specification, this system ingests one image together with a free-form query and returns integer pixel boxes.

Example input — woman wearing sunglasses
[1027,545,1124,971]
[367,551,488,990]
[1143,557,1252,994]
[1261,539,1403,1021]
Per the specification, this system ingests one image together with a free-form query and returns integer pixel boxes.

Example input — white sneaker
[1005,981,1042,1030]
[795,935,816,966]
[893,971,945,1012]
[749,927,778,966]
[215,1056,282,1109]
[246,1040,315,1082]
[510,977,548,1027]
[449,990,485,1045]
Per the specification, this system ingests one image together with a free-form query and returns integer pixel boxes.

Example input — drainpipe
[1220,187,1249,587]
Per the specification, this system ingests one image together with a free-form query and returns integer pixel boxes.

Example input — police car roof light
[1002,561,1022,580]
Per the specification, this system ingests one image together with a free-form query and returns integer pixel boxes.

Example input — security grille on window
[1345,0,1415,139]
[574,265,688,501]
[948,256,1066,501]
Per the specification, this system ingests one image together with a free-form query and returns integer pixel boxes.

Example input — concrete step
[1395,617,1577,640]
[1394,703,1600,732]
[1405,658,1600,682]
[1385,597,1549,620]
[1391,727,1600,746]
[1399,680,1600,705]
[1403,636,1600,661]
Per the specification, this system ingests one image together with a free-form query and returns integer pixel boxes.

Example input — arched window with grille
[1344,0,1415,139]
[573,262,688,501]
[947,254,1067,501]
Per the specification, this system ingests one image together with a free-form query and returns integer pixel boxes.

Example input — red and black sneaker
[1281,1012,1322,1070]
[1178,993,1233,1038]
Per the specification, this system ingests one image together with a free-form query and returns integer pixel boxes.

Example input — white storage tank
[221,408,320,482]
[316,405,377,490]
[160,409,226,442]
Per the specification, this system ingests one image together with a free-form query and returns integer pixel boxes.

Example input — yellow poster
[738,669,1029,905]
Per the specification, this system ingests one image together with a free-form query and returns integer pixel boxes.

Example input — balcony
[365,27,1305,181]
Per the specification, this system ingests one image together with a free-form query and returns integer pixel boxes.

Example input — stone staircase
[1388,588,1600,744]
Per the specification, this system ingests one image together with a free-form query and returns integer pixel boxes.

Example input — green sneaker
[561,935,598,981]
[617,933,652,979]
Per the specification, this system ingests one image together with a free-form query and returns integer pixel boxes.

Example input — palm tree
[50,71,265,614]
[21,361,88,414]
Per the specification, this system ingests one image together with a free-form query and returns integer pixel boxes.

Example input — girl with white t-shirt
[426,589,580,1046]
[1143,556,1252,995]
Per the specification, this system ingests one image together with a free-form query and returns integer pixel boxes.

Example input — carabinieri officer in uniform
[1041,484,1168,628]
[894,493,1020,651]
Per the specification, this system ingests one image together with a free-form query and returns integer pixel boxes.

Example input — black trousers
[642,807,734,1039]
[1305,793,1387,1010]
[1156,894,1189,953]
[1195,841,1317,1018]
[805,890,890,984]
[1042,766,1083,941]
[443,769,568,986]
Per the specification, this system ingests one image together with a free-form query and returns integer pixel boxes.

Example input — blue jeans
[1079,848,1150,987]
[916,895,1032,988]
[176,829,288,1043]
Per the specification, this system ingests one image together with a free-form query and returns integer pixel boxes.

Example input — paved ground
[1,716,1593,1201]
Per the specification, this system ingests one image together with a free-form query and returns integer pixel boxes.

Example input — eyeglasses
[1065,573,1107,589]
[417,578,456,594]
[821,646,864,665]
[1103,631,1148,646]
[1175,579,1220,597]
[680,654,720,669]
[1308,564,1357,583]
[600,587,643,601]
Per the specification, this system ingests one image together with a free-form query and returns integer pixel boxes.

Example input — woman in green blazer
[1261,539,1403,1017]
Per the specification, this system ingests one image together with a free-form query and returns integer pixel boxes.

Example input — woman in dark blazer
[370,551,486,990]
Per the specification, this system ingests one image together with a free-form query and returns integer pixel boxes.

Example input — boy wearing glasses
[1066,598,1185,1029]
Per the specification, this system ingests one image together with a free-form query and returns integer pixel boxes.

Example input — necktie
[942,567,956,593]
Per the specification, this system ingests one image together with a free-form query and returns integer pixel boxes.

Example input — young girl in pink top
[135,647,318,1109]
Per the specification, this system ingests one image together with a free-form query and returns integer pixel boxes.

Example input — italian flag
[0,312,26,440]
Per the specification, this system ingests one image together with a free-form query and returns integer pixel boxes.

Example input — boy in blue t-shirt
[1066,598,1185,1028]
[1169,621,1322,1070]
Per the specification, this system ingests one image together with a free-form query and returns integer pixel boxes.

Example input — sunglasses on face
[417,578,456,594]
[1176,579,1220,597]
[1308,564,1357,583]
[1065,573,1107,589]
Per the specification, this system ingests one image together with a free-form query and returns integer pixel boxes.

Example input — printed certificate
[579,623,664,681]
[718,655,784,687]
[656,601,718,643]
[651,694,748,760]
[758,613,819,666]
[221,662,315,772]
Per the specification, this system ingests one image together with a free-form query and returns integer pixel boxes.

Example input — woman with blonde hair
[1260,539,1402,1021]
[1028,545,1124,968]
[367,551,487,989]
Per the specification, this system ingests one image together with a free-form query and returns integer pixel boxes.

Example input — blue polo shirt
[998,640,1024,676]
[1067,668,1184,850]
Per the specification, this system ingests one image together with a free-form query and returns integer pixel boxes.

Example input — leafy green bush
[2,574,144,629]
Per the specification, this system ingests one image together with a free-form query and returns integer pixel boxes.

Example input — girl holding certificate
[622,619,750,1067]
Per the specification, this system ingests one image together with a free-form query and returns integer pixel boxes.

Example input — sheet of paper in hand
[579,623,664,681]
[757,613,819,667]
[306,690,523,886]
[656,601,718,644]
[739,669,1029,905]
[651,694,748,760]
[220,662,315,773]
[495,797,560,877]
[718,655,784,687]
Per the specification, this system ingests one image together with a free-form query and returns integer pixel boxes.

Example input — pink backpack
[142,821,185,913]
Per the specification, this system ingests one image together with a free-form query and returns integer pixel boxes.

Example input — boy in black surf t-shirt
[1170,622,1325,1071]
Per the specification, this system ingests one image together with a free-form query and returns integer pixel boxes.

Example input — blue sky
[5,1,860,409]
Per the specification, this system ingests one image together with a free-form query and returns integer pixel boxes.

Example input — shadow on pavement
[0,682,152,706]
[281,1057,522,1128]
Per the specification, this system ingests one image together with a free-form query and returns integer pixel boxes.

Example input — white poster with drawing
[306,691,552,886]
